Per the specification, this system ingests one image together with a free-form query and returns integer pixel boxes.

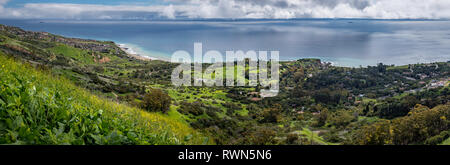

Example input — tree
[293,69,305,83]
[244,126,277,145]
[286,133,299,144]
[312,104,328,127]
[259,104,282,123]
[353,104,450,145]
[353,119,393,145]
[330,110,355,128]
[377,63,386,73]
[141,88,171,113]
[316,108,329,127]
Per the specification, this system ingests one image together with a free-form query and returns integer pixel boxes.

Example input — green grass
[48,44,94,64]
[0,53,211,145]
[387,65,409,70]
[362,98,377,104]
[295,128,338,145]
[166,105,191,124]
[357,116,380,123]
[235,105,249,116]
[441,138,450,145]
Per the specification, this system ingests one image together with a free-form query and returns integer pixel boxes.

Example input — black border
[0,145,448,163]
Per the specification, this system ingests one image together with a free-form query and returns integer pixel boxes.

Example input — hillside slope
[0,52,210,144]
[0,24,448,145]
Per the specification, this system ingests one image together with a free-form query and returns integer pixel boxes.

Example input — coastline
[115,44,336,65]
[117,43,171,62]
[114,44,448,68]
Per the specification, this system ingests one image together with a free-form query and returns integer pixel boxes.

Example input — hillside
[0,24,449,145]
[0,52,210,144]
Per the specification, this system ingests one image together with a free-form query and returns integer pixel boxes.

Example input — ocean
[1,19,449,67]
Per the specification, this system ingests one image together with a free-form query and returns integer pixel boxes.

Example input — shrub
[259,104,282,123]
[243,126,278,145]
[178,101,204,116]
[286,133,299,144]
[141,88,172,113]
[329,110,356,128]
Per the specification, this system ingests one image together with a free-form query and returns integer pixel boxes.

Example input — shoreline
[115,44,448,68]
[117,43,171,62]
[115,43,337,65]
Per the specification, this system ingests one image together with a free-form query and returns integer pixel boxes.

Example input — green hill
[0,24,448,145]
[0,52,210,145]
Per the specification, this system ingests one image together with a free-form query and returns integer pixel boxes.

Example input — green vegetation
[441,138,450,145]
[1,24,448,145]
[0,53,209,145]
[48,44,95,65]
[141,88,172,113]
[352,104,449,145]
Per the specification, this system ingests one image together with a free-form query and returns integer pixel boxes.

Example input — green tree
[141,88,172,113]
[330,110,355,128]
[260,104,283,123]
[315,106,329,127]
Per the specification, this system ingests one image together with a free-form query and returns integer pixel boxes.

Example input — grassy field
[0,53,211,145]
[48,44,95,65]
[387,65,409,71]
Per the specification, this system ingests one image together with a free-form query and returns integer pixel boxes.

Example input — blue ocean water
[1,19,449,67]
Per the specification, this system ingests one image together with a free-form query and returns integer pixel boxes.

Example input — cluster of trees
[371,95,419,118]
[312,88,350,105]
[353,104,449,145]
[328,109,357,129]
[131,63,176,84]
[365,87,449,118]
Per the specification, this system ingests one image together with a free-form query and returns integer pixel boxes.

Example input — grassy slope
[442,138,450,145]
[0,53,211,145]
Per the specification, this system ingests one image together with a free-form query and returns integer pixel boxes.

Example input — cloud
[0,0,10,11]
[0,0,450,19]
[0,0,9,11]
[0,0,9,5]
[162,4,176,19]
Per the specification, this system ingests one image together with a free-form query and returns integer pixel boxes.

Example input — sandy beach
[117,43,158,61]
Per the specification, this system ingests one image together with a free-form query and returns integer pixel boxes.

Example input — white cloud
[0,0,9,12]
[0,0,9,5]
[1,0,450,19]
[162,4,176,19]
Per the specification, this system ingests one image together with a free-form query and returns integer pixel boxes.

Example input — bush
[242,126,278,145]
[425,131,450,145]
[286,133,299,144]
[141,88,172,113]
[178,101,205,116]
[259,104,282,123]
[329,110,356,128]
[312,106,329,127]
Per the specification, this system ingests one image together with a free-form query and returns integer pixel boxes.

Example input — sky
[1,0,450,20]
